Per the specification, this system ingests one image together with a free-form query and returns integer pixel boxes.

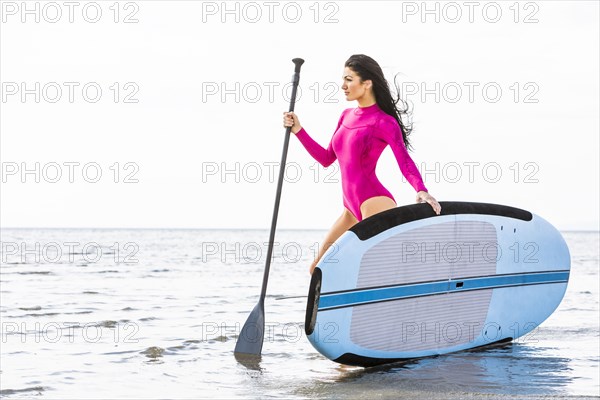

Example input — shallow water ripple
[0,229,598,399]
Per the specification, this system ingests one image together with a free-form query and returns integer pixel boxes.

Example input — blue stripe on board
[318,271,570,311]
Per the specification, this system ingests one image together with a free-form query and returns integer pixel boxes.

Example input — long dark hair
[345,54,414,151]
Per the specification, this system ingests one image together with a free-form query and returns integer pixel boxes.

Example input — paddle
[234,58,305,357]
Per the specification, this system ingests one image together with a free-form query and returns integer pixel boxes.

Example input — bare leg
[360,196,397,220]
[309,208,358,274]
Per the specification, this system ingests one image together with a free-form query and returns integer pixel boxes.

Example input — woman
[283,54,441,275]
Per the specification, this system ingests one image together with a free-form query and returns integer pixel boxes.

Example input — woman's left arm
[378,117,441,215]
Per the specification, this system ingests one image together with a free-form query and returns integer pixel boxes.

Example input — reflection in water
[295,342,576,399]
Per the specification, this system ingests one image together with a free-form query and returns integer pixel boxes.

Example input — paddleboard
[305,201,570,367]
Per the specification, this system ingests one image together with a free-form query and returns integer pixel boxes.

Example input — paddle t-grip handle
[288,58,304,113]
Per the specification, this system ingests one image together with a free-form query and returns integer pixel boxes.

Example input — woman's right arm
[283,111,341,168]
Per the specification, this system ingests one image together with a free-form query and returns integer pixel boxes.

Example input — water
[1,229,598,399]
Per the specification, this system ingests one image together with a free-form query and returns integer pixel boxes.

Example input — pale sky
[1,1,598,230]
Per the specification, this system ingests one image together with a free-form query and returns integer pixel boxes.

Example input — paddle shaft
[234,58,304,357]
[259,58,304,301]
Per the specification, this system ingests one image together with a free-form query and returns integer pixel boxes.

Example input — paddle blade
[234,301,265,356]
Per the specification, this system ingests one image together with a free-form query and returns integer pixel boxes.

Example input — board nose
[305,268,322,336]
